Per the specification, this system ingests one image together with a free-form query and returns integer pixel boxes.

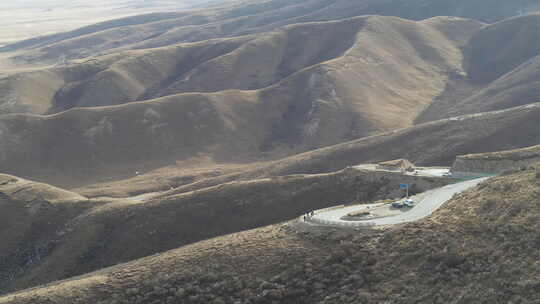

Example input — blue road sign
[399,184,408,189]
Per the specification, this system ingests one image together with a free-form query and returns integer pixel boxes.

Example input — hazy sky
[0,1,190,9]
[0,0,220,46]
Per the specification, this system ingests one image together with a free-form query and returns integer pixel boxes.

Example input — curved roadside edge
[301,177,491,228]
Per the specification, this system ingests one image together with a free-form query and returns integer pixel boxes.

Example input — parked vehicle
[403,199,415,207]
[392,199,415,208]
[391,201,405,208]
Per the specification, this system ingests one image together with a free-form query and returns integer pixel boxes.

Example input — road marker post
[400,183,409,198]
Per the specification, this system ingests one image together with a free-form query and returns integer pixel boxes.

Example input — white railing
[301,215,374,228]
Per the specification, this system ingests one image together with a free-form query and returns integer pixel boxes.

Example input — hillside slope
[0,16,475,116]
[452,144,540,174]
[2,15,540,191]
[75,103,540,199]
[2,1,540,302]
[0,16,484,187]
[0,36,254,114]
[0,174,97,293]
[0,169,450,294]
[6,14,540,130]
[416,14,540,122]
[1,165,539,303]
[1,99,538,190]
[1,0,535,64]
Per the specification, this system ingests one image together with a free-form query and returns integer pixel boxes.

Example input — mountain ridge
[1,0,540,301]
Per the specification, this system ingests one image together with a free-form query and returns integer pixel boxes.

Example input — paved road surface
[306,177,490,227]
[353,164,451,177]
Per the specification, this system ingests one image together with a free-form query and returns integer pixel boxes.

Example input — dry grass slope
[0,174,99,293]
[1,1,540,302]
[0,169,449,294]
[120,103,540,199]
[0,0,532,64]
[0,16,487,187]
[452,144,540,174]
[0,15,475,116]
[417,14,540,122]
[1,165,539,303]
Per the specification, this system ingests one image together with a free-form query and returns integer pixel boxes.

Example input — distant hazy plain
[0,0,218,46]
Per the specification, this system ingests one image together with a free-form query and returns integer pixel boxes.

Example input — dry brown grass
[74,158,251,198]
[451,144,540,174]
[0,15,488,188]
[2,165,540,303]
[1,14,539,192]
[2,2,540,303]
[1,14,539,191]
[418,14,540,122]
[459,144,540,161]
[0,168,450,294]
[0,0,529,62]
[0,15,469,120]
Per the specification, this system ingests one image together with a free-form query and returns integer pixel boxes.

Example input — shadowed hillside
[452,144,540,174]
[1,165,539,303]
[245,104,540,178]
[416,14,540,122]
[6,13,540,130]
[2,1,540,302]
[466,14,540,84]
[0,169,450,294]
[2,12,540,192]
[0,36,253,114]
[0,16,476,116]
[75,103,540,199]
[1,99,538,190]
[1,0,535,64]
[0,174,96,292]
[0,16,486,187]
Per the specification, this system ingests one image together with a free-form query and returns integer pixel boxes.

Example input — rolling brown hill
[1,13,539,192]
[0,15,476,116]
[0,174,95,292]
[4,13,540,134]
[0,15,485,187]
[0,36,254,114]
[1,1,540,302]
[416,14,540,123]
[1,95,538,192]
[458,144,540,161]
[466,13,540,84]
[1,165,539,303]
[452,144,540,174]
[1,0,535,64]
[0,168,451,294]
[75,103,540,199]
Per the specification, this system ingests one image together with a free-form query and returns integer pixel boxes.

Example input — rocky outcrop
[375,159,415,172]
[452,145,540,174]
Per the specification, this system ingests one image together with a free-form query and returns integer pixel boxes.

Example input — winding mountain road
[306,177,490,227]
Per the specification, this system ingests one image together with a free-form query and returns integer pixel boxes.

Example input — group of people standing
[303,210,315,221]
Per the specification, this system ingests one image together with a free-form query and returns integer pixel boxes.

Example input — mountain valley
[1,0,540,303]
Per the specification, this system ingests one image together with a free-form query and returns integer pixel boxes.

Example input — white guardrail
[301,213,376,228]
